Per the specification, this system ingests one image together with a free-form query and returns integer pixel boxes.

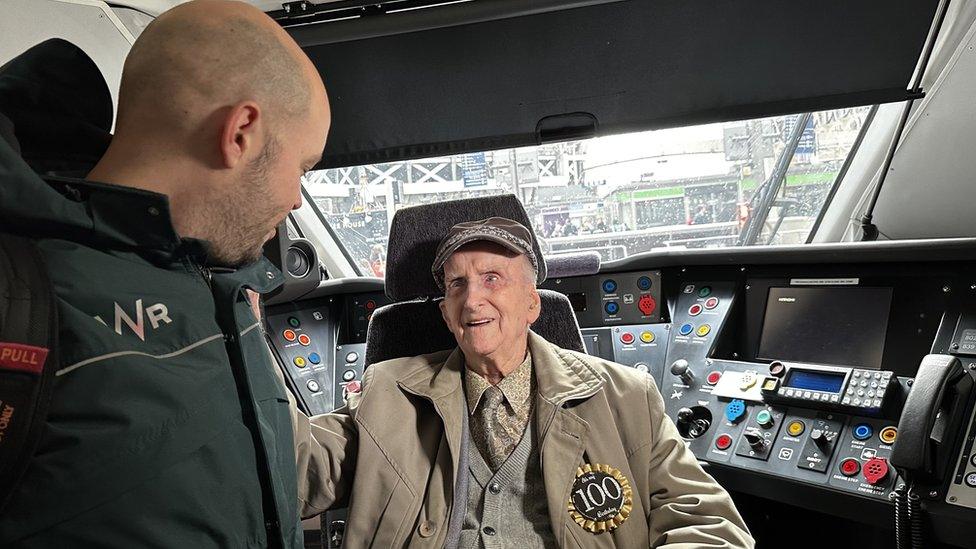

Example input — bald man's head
[90,0,331,268]
[116,0,314,135]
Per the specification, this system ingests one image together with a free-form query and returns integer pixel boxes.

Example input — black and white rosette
[567,463,633,534]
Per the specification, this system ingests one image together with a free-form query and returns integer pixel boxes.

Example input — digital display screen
[567,292,587,312]
[785,370,845,393]
[758,286,892,369]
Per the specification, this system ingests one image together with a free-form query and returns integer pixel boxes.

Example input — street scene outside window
[304,107,872,277]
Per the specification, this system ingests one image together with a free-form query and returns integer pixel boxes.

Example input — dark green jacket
[0,44,303,547]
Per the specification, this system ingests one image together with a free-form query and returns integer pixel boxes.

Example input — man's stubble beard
[202,138,283,268]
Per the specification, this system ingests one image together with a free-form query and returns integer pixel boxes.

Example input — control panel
[947,402,976,510]
[266,292,381,416]
[543,270,662,327]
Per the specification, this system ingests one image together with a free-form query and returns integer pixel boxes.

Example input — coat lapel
[529,331,605,545]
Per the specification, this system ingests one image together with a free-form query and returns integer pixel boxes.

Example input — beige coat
[290,331,755,548]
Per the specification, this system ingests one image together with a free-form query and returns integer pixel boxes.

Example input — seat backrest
[364,290,585,367]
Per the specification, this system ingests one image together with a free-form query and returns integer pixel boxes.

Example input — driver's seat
[364,195,584,367]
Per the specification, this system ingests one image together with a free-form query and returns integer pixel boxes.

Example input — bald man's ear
[219,101,262,169]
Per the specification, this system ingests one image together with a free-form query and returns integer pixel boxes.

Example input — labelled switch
[879,426,898,445]
[345,352,359,363]
[862,458,889,485]
[283,329,297,342]
[288,316,301,328]
[679,323,694,336]
[810,428,829,447]
[689,303,703,316]
[715,434,733,451]
[620,332,635,345]
[637,276,652,291]
[744,431,766,452]
[696,324,711,337]
[852,423,873,441]
[725,399,746,423]
[293,356,306,368]
[605,301,620,315]
[308,352,321,365]
[342,369,356,382]
[787,420,806,437]
[670,359,694,385]
[638,295,657,316]
[704,297,720,310]
[306,379,321,393]
[298,334,311,346]
[756,409,774,428]
[840,458,861,477]
[706,371,722,385]
[602,279,618,293]
[640,331,655,343]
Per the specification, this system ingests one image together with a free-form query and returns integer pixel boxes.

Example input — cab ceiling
[288,0,940,169]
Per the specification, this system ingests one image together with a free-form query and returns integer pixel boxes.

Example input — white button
[870,381,878,389]
[853,371,861,378]
[873,399,883,407]
[785,389,794,396]
[847,388,855,395]
[853,398,861,406]
[868,390,876,398]
[803,391,812,398]
[306,380,321,392]
[857,390,865,397]
[874,372,882,379]
[830,395,840,402]
[842,397,851,404]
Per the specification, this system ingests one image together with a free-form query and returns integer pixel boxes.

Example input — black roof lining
[292,0,940,169]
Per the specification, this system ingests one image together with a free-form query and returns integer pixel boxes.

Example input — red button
[620,332,635,345]
[863,457,889,485]
[704,297,720,309]
[689,304,703,316]
[840,458,861,477]
[715,434,733,450]
[365,300,376,311]
[298,334,311,346]
[283,329,297,342]
[707,371,722,385]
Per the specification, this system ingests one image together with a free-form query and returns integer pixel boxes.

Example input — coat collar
[395,330,604,405]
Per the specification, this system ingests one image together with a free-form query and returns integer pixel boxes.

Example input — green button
[756,409,774,428]
[288,316,301,328]
[698,286,712,298]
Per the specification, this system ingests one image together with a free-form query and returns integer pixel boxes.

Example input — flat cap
[431,217,541,290]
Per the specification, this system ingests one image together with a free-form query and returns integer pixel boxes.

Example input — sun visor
[290,0,939,168]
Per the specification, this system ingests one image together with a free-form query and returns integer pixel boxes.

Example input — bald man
[0,1,330,547]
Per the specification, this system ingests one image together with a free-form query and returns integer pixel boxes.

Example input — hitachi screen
[758,286,892,369]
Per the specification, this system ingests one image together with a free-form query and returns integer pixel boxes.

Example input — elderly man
[297,218,754,548]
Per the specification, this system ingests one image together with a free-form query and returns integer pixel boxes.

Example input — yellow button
[640,331,655,343]
[787,420,805,437]
[293,356,306,368]
[762,377,779,391]
[739,373,757,391]
[880,426,898,444]
[696,324,711,337]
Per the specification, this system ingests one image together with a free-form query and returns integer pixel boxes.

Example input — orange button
[283,329,297,342]
[298,334,311,346]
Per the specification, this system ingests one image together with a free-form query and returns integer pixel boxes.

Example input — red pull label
[0,343,49,375]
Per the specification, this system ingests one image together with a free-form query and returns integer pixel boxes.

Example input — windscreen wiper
[737,112,812,247]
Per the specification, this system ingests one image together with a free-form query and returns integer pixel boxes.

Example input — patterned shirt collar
[464,352,533,416]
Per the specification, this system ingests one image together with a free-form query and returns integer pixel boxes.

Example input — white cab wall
[0,0,134,118]
[813,0,976,242]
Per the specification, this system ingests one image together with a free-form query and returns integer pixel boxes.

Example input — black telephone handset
[891,354,973,481]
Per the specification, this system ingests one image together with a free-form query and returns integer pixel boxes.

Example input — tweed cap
[431,217,541,290]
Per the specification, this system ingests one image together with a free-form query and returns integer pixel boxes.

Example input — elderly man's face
[439,241,541,361]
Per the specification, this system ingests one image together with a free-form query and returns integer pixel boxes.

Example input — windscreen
[302,107,871,276]
[758,286,893,369]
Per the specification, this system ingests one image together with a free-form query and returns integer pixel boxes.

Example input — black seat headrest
[0,38,113,174]
[384,194,547,301]
[364,290,585,367]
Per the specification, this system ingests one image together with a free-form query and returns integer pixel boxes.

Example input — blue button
[852,423,873,441]
[605,301,619,315]
[679,323,694,336]
[308,353,321,365]
[637,276,652,291]
[725,399,746,423]
[602,279,618,293]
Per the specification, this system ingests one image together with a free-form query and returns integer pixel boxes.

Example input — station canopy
[280,0,941,169]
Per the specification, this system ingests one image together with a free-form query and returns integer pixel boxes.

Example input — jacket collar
[396,330,604,405]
